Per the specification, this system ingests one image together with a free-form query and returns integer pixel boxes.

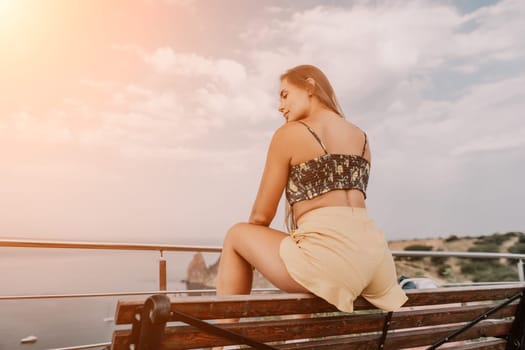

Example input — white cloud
[139,46,279,125]
[161,0,195,7]
[451,131,525,156]
[8,1,524,165]
[3,110,74,145]
[265,6,287,14]
[194,83,276,124]
[244,0,525,111]
[449,76,525,155]
[79,79,117,90]
[369,73,525,160]
[143,47,247,89]
[119,88,184,118]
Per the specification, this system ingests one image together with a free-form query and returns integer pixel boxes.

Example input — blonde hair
[280,64,344,231]
[280,64,344,118]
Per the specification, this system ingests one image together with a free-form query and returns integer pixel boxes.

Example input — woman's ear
[305,77,316,96]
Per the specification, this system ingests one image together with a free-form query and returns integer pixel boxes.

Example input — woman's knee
[223,222,250,247]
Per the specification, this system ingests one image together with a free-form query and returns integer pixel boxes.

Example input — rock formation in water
[185,252,274,290]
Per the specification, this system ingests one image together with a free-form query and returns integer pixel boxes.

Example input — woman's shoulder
[334,118,367,137]
[268,122,309,154]
[273,121,308,139]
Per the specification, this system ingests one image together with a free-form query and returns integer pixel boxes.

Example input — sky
[0,0,524,245]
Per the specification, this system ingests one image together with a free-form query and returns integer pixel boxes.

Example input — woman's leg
[216,222,308,296]
[212,223,310,349]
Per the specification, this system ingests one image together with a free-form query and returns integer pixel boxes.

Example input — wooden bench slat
[114,293,339,324]
[111,315,384,350]
[403,284,524,307]
[114,284,524,324]
[276,332,379,350]
[391,302,517,330]
[111,330,135,350]
[277,337,508,350]
[385,320,512,350]
[111,302,517,349]
[443,338,508,350]
[275,320,512,350]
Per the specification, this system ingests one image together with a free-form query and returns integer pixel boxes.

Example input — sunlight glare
[0,0,16,25]
[0,0,26,29]
[0,0,14,14]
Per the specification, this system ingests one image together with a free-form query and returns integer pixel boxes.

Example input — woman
[216,64,407,314]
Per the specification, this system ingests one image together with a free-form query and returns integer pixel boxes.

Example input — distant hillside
[185,231,525,289]
[389,231,525,285]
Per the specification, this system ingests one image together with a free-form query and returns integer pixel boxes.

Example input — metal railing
[2,238,524,294]
[1,238,525,350]
[1,238,221,292]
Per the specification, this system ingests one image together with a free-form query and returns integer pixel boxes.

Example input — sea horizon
[0,248,218,350]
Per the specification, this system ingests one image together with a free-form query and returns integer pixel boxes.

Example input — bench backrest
[111,283,525,350]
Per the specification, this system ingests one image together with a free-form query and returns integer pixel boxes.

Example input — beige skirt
[280,206,407,312]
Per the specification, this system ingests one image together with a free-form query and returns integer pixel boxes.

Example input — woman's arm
[249,127,291,226]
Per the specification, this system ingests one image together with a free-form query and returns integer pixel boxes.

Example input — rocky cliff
[185,252,274,289]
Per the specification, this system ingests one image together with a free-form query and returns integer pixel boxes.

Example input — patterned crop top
[285,121,370,206]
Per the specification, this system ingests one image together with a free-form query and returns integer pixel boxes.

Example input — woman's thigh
[225,223,308,293]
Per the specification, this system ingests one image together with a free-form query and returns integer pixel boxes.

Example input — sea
[0,247,221,350]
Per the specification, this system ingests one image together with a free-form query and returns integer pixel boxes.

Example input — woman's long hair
[280,65,344,231]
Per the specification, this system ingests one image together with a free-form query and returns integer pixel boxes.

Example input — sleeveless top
[285,121,370,206]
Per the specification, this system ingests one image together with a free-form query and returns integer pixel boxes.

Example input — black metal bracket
[378,311,393,350]
[427,291,524,350]
[506,291,525,350]
[129,294,171,350]
[170,307,278,349]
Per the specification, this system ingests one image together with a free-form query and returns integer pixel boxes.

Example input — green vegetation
[467,233,506,253]
[437,264,452,278]
[459,233,520,282]
[397,232,524,283]
[403,244,433,261]
[431,249,448,265]
[404,244,433,251]
[460,259,517,282]
[508,232,525,254]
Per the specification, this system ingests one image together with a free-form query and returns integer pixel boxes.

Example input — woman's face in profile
[279,78,310,122]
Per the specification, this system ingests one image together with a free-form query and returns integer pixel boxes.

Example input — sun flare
[0,0,17,25]
[0,0,14,13]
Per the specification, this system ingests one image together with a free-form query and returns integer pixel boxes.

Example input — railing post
[159,251,167,291]
[518,259,524,282]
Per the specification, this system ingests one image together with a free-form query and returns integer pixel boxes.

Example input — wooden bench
[110,283,525,350]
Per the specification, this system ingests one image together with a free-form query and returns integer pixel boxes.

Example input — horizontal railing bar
[2,239,524,259]
[0,238,222,253]
[7,281,523,301]
[392,250,525,259]
[442,281,525,287]
[3,280,522,301]
[0,288,280,301]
